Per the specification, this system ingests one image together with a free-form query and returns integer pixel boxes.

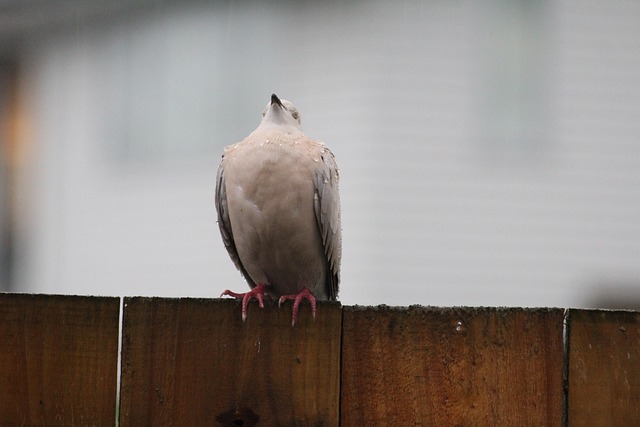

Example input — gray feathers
[215,96,341,301]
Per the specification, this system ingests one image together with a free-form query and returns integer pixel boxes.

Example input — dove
[215,94,341,326]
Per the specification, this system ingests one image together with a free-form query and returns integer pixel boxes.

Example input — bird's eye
[291,111,299,121]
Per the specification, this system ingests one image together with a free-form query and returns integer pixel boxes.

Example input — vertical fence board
[119,297,341,426]
[341,306,564,426]
[0,293,120,426]
[567,309,640,425]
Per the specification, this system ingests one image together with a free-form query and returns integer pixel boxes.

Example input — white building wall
[12,0,640,308]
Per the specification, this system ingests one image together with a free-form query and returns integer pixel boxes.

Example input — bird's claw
[221,284,268,321]
[278,287,317,326]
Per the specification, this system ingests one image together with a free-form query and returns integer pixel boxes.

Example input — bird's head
[261,94,302,129]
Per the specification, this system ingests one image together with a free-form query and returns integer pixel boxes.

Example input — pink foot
[278,287,317,327]
[221,283,268,321]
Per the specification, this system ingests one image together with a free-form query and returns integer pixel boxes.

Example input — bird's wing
[313,147,342,300]
[215,155,256,288]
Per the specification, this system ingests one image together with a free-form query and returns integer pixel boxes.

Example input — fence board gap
[0,293,120,426]
[340,306,564,426]
[119,297,341,426]
[567,309,640,426]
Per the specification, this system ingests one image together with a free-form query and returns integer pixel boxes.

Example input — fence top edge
[343,305,568,314]
[3,293,639,315]
[568,308,640,321]
[0,292,120,303]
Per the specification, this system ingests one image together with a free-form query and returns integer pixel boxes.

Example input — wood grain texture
[0,293,120,426]
[119,297,341,427]
[567,309,640,426]
[341,306,564,426]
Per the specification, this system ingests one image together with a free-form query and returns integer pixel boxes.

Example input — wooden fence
[1,293,639,426]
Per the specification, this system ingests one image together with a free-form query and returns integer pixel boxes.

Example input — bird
[215,94,341,326]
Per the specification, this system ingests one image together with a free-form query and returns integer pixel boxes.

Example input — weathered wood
[5,293,639,425]
[0,293,120,426]
[341,306,564,426]
[567,309,640,425]
[119,297,341,426]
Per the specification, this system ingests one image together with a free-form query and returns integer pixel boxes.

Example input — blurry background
[1,0,639,308]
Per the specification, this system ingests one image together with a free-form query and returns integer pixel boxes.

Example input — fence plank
[119,297,341,426]
[567,309,640,425]
[0,293,120,426]
[341,306,564,426]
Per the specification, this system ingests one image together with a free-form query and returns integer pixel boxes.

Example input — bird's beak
[271,93,283,108]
